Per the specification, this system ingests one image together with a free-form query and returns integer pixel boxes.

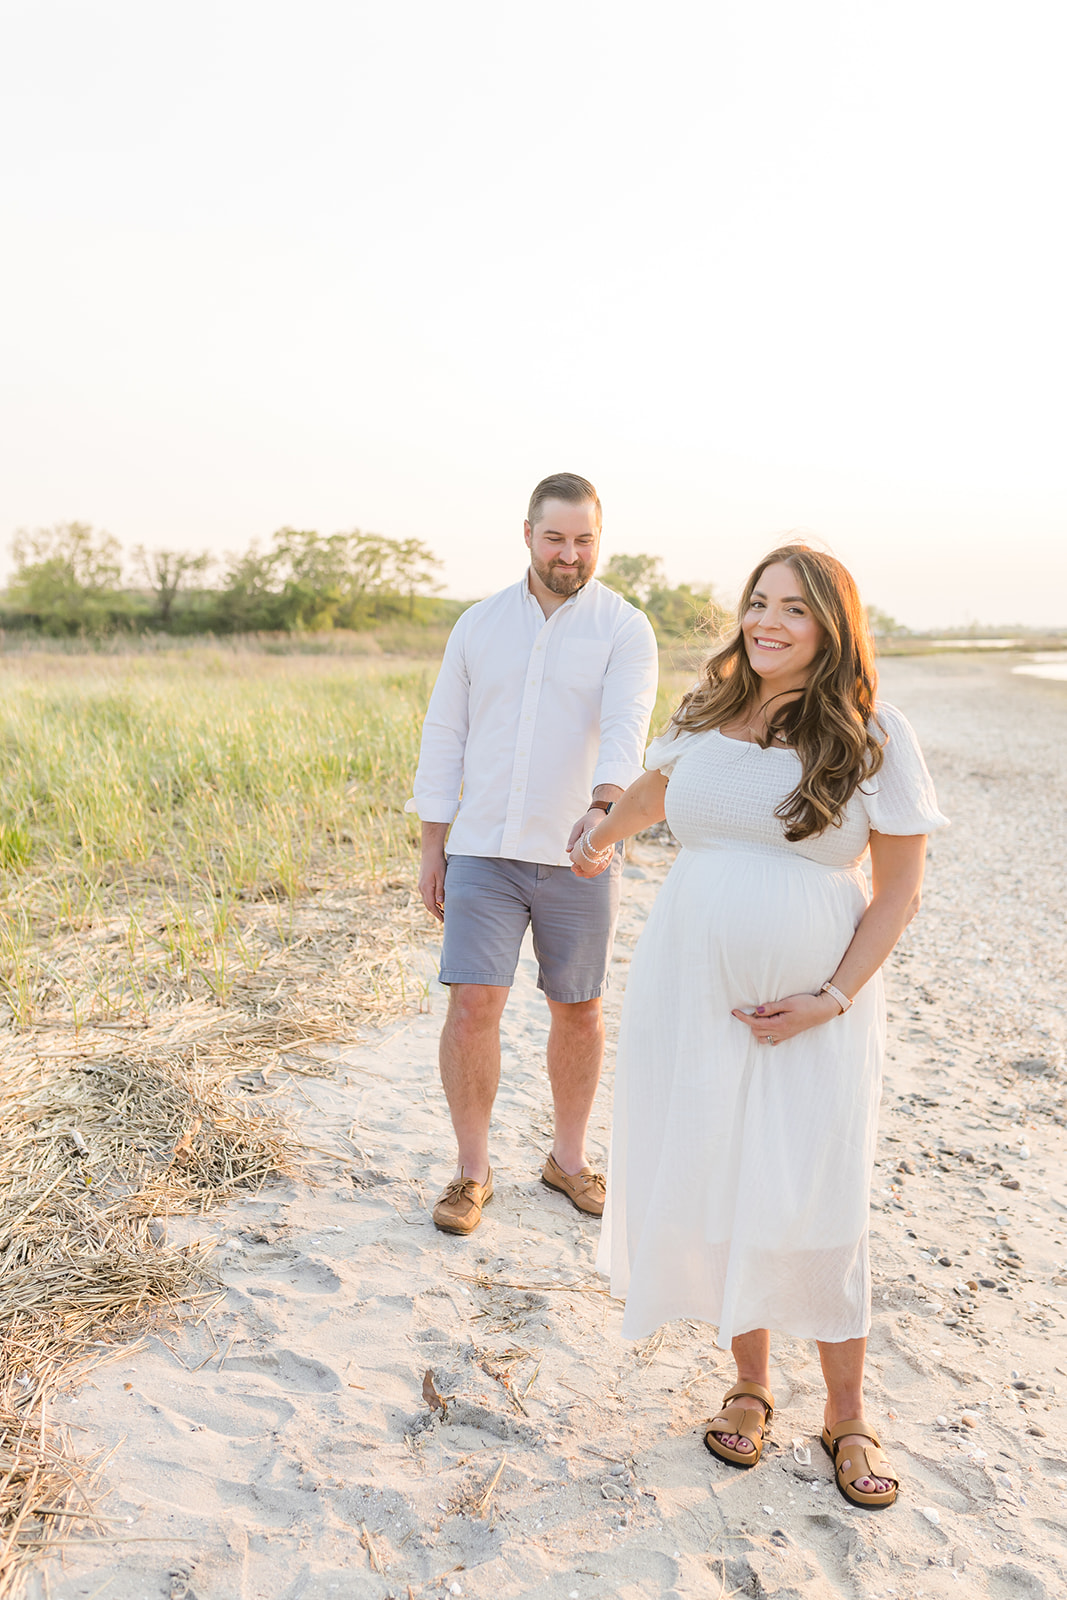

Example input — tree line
[597,553,725,638]
[1,523,727,641]
[0,523,449,637]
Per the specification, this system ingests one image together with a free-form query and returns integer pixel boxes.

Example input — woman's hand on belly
[731,991,843,1047]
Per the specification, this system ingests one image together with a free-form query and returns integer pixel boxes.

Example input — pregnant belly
[649,846,868,1005]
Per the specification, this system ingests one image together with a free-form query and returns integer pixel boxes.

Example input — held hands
[566,810,602,853]
[731,990,843,1046]
[567,810,614,878]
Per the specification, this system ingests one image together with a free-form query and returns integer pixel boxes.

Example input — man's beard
[531,555,594,596]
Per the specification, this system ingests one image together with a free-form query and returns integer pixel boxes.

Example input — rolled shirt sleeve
[592,609,660,791]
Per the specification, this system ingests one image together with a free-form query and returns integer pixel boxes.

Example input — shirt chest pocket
[554,638,612,689]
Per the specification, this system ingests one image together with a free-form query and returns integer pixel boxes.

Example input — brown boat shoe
[541,1152,606,1216]
[432,1168,494,1235]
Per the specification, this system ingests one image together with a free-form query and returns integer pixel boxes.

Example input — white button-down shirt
[406,573,659,866]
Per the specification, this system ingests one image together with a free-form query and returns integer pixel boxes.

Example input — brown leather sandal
[820,1418,898,1508]
[703,1382,775,1468]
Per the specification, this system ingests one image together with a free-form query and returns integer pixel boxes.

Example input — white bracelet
[819,980,852,1014]
[579,829,612,864]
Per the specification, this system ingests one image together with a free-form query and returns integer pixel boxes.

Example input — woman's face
[741,562,826,691]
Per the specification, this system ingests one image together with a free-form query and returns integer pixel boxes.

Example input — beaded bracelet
[578,829,612,864]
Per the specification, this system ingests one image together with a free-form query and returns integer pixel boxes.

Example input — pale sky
[2,1,1064,629]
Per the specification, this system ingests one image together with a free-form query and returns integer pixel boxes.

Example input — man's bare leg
[544,996,604,1173]
[439,982,510,1184]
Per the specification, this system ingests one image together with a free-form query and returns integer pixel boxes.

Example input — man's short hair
[527,472,602,531]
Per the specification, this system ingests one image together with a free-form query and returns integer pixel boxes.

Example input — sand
[41,654,1067,1600]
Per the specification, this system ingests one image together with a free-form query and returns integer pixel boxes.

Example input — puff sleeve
[644,722,703,777]
[860,703,948,835]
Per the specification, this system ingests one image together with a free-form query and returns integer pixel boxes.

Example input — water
[923,638,1022,649]
[1013,652,1067,684]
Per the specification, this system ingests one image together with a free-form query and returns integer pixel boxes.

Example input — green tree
[214,528,445,633]
[132,546,213,628]
[646,581,726,639]
[383,531,441,617]
[270,529,352,630]
[214,542,285,632]
[866,605,906,638]
[5,522,136,635]
[329,531,400,626]
[599,552,666,606]
[600,551,725,639]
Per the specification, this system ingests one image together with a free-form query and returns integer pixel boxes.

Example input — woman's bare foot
[710,1392,770,1456]
[823,1413,894,1495]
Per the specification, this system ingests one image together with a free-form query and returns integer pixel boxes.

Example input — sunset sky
[2,1,1064,629]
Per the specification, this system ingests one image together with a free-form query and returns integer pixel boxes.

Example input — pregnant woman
[569,544,946,1508]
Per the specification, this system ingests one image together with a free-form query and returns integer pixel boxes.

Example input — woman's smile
[742,562,826,686]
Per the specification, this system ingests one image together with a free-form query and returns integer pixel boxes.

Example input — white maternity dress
[598,702,947,1347]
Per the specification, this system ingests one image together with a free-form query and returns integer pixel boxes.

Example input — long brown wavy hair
[672,544,885,841]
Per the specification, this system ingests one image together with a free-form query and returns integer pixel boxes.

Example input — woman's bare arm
[568,768,669,877]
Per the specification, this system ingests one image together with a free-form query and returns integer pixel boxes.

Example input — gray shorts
[439,852,623,1003]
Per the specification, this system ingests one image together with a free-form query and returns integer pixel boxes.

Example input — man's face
[524,499,601,596]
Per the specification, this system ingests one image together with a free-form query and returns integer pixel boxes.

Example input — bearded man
[407,472,659,1234]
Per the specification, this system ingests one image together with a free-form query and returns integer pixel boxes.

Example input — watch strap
[820,980,853,1013]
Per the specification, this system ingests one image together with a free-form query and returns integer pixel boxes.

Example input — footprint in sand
[983,1564,1048,1599]
[228,1243,341,1294]
[895,1445,991,1511]
[225,1349,341,1392]
[151,1383,295,1438]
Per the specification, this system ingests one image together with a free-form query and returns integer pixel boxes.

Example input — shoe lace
[440,1176,478,1203]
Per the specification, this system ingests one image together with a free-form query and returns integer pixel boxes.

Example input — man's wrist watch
[589,799,614,813]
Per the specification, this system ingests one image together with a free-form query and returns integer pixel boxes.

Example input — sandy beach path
[45,655,1067,1600]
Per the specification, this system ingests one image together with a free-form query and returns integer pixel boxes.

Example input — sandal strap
[722,1381,775,1421]
[827,1419,897,1491]
[708,1402,767,1444]
[827,1416,879,1452]
[837,1442,897,1491]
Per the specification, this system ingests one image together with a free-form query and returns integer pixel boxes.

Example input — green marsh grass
[0,648,435,1029]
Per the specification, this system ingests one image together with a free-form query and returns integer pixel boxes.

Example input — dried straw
[0,1006,309,1595]
[0,1406,115,1600]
